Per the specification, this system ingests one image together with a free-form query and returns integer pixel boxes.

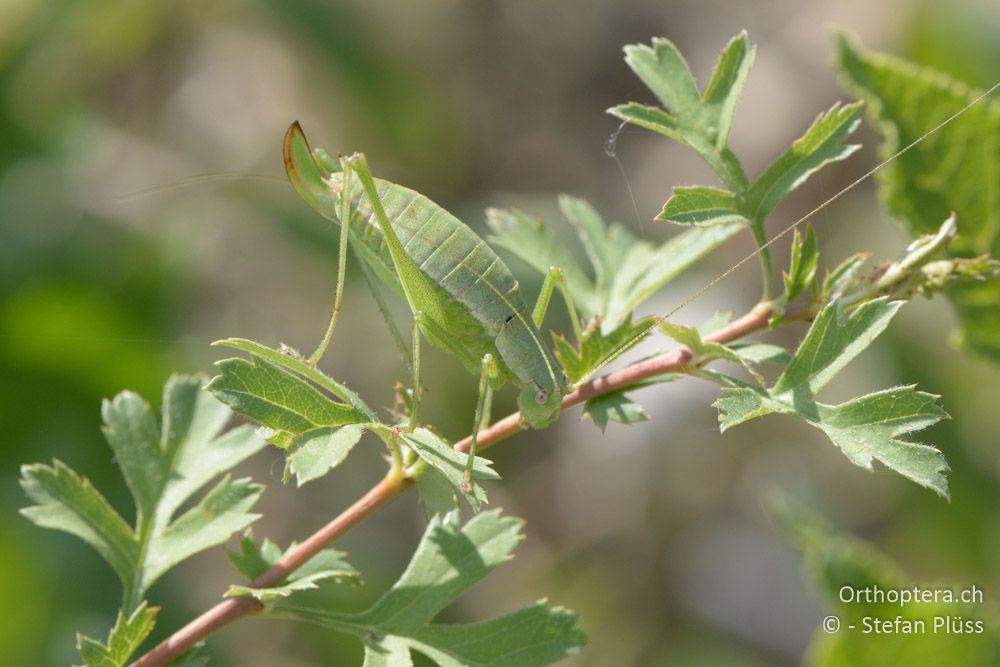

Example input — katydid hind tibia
[283,122,570,469]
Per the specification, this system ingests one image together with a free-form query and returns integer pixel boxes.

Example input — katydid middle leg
[407,312,424,431]
[532,266,584,341]
[462,353,496,493]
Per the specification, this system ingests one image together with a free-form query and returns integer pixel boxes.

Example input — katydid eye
[535,389,548,404]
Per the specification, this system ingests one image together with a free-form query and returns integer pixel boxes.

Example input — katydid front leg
[462,353,496,493]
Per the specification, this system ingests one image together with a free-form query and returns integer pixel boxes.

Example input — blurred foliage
[836,33,1000,358]
[773,495,1000,666]
[2,0,998,665]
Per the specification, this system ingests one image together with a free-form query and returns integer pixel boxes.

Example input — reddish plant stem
[133,304,774,666]
[133,478,406,666]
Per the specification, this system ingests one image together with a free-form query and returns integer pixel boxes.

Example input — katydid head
[517,382,562,429]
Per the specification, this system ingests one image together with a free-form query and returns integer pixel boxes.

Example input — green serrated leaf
[209,356,369,434]
[414,463,459,520]
[701,30,756,150]
[227,529,282,581]
[275,511,586,666]
[784,226,819,303]
[660,322,743,366]
[489,197,740,334]
[225,529,358,602]
[727,342,791,365]
[658,185,745,227]
[156,377,263,525]
[215,338,374,417]
[485,207,598,317]
[772,299,901,398]
[558,195,635,297]
[611,34,752,191]
[714,386,774,431]
[583,391,648,432]
[21,375,267,611]
[75,602,157,667]
[600,222,741,332]
[622,37,701,120]
[101,391,164,520]
[813,386,950,497]
[20,461,137,585]
[745,102,863,220]
[713,301,950,496]
[145,476,262,586]
[554,316,657,384]
[835,34,1000,359]
[287,424,367,486]
[402,428,500,511]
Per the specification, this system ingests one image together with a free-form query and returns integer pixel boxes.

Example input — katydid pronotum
[283,122,573,490]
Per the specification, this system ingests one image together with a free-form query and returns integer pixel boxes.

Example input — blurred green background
[2,0,998,665]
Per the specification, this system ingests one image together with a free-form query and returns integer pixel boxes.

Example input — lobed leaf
[144,476,262,588]
[558,195,635,297]
[813,386,949,496]
[622,37,701,120]
[661,322,768,384]
[415,462,460,519]
[287,424,367,486]
[489,198,740,335]
[20,461,137,585]
[214,338,373,417]
[20,375,267,608]
[660,322,744,367]
[225,530,358,602]
[600,221,740,332]
[275,511,585,666]
[402,428,500,511]
[155,378,263,525]
[209,356,370,436]
[610,33,753,190]
[701,30,756,150]
[727,342,791,365]
[553,316,657,384]
[714,386,775,431]
[771,299,901,398]
[583,391,648,432]
[75,602,157,667]
[657,185,745,227]
[100,391,164,520]
[485,207,598,317]
[712,301,950,496]
[744,102,863,220]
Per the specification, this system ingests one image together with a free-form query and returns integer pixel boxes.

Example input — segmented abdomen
[342,177,562,393]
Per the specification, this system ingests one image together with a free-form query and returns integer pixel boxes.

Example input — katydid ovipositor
[283,122,571,485]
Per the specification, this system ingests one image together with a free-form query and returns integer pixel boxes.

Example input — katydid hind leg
[308,164,354,366]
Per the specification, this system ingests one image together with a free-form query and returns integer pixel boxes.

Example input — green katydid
[282,122,575,488]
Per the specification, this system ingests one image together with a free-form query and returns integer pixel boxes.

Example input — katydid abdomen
[284,122,566,427]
